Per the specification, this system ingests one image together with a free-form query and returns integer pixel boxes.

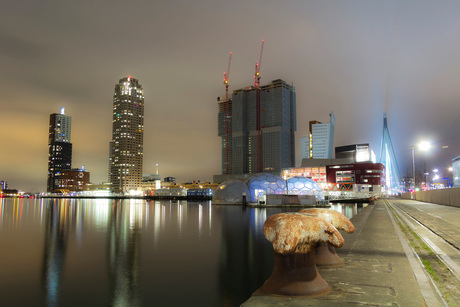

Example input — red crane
[254,40,264,172]
[223,52,232,174]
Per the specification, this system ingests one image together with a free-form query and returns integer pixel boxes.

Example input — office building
[47,108,72,192]
[54,167,90,192]
[108,76,144,194]
[309,112,335,159]
[335,143,376,163]
[299,136,309,160]
[217,79,296,179]
[217,95,233,174]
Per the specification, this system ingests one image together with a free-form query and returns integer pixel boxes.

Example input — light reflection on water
[0,198,366,306]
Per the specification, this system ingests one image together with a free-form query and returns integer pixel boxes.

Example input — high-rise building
[309,112,335,159]
[217,95,233,174]
[108,76,144,194]
[217,79,296,177]
[47,107,72,192]
[299,136,309,160]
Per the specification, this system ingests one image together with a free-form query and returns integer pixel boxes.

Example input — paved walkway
[390,199,460,250]
[243,199,436,306]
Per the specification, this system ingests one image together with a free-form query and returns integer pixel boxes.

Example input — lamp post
[411,141,431,191]
[424,172,430,190]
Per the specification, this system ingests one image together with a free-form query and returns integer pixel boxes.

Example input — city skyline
[2,1,460,192]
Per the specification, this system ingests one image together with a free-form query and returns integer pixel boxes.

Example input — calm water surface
[0,198,366,306]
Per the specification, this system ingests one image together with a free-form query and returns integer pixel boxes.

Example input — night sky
[2,0,460,192]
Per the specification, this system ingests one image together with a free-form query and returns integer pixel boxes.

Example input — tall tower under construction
[217,79,296,177]
[109,76,144,194]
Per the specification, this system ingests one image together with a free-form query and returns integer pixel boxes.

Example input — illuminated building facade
[453,156,460,188]
[54,168,90,192]
[47,108,72,192]
[218,79,296,176]
[109,76,144,194]
[335,144,376,163]
[282,162,385,193]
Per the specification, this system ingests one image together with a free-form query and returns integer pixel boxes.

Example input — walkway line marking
[385,201,445,307]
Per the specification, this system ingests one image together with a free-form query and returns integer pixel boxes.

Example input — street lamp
[411,141,431,191]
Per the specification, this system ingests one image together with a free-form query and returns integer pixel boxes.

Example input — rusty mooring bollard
[300,208,355,267]
[256,213,344,296]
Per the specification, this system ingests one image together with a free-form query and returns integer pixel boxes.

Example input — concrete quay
[243,199,447,306]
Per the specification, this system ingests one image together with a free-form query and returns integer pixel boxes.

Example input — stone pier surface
[243,199,431,306]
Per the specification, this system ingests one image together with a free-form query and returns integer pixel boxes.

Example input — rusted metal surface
[315,242,344,267]
[263,213,344,254]
[299,208,355,267]
[299,208,355,233]
[256,251,330,296]
[258,213,344,296]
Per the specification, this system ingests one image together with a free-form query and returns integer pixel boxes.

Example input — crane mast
[254,40,264,172]
[223,52,232,174]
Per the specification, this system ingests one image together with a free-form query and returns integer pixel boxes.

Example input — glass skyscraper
[218,79,296,176]
[47,107,72,192]
[109,76,144,194]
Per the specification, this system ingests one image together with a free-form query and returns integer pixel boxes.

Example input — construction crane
[254,40,264,172]
[223,52,232,174]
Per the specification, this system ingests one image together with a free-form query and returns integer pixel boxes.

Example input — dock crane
[254,40,264,172]
[223,52,232,174]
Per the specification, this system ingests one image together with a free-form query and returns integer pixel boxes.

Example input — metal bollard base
[315,242,344,267]
[256,251,330,297]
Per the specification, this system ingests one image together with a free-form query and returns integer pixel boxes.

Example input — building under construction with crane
[215,42,296,182]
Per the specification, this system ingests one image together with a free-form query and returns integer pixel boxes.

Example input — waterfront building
[108,76,144,195]
[453,156,460,188]
[282,161,385,194]
[335,143,376,163]
[305,112,335,159]
[216,79,296,180]
[47,107,72,192]
[54,167,90,192]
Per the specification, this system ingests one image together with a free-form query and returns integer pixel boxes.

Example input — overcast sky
[1,0,460,192]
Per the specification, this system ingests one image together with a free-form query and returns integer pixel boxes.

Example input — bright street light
[419,141,431,151]
[412,141,431,190]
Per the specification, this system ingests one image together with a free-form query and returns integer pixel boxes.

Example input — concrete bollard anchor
[256,213,344,297]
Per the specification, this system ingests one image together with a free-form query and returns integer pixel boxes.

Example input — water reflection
[0,198,366,306]
[42,199,71,306]
[107,201,141,306]
[329,202,367,219]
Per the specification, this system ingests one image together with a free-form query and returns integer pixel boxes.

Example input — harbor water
[0,198,366,306]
